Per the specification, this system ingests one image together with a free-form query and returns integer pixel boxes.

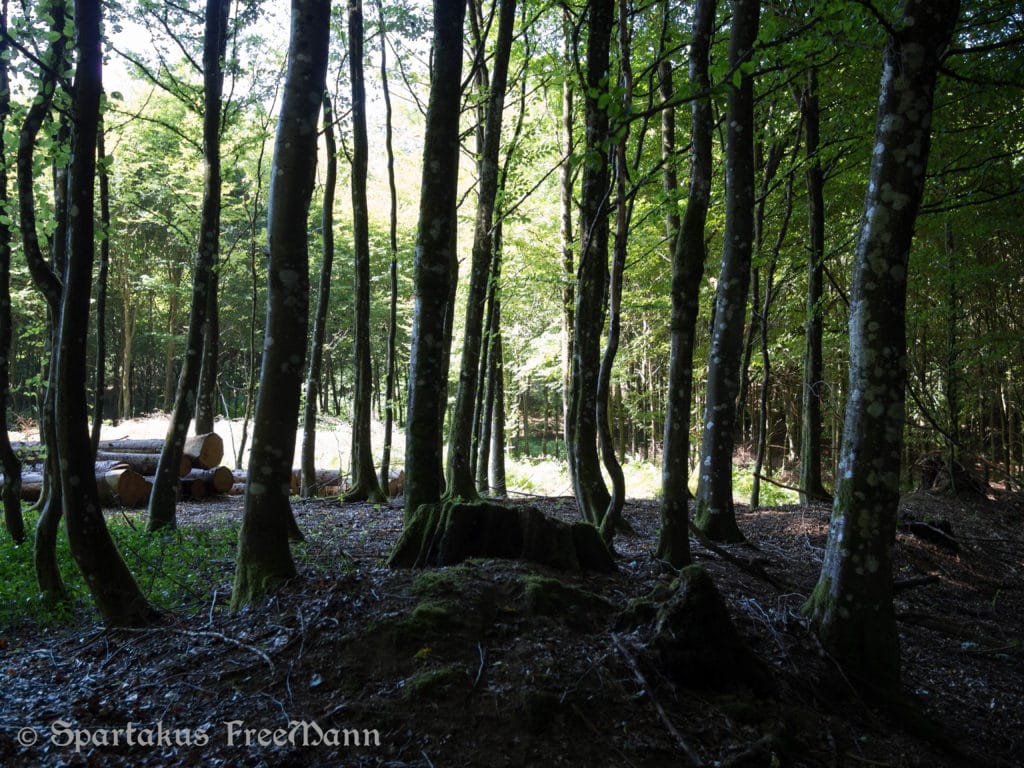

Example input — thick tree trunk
[301,93,337,498]
[232,0,330,610]
[345,0,386,503]
[693,0,760,543]
[402,0,467,517]
[799,67,831,504]
[148,0,229,530]
[805,0,959,691]
[657,0,716,567]
[567,0,613,526]
[59,0,156,626]
[446,0,516,501]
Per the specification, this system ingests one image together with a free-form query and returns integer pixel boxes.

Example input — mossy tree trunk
[148,0,229,531]
[798,67,832,505]
[567,0,613,527]
[232,0,330,610]
[59,0,156,627]
[693,0,760,544]
[403,0,467,517]
[301,93,337,499]
[805,0,960,692]
[345,0,386,503]
[446,0,516,502]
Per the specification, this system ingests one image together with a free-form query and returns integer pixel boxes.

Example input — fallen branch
[688,522,797,592]
[611,633,703,768]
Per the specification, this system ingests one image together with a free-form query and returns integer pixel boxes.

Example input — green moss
[522,574,611,617]
[403,665,468,699]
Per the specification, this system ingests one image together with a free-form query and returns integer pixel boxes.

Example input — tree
[805,0,960,691]
[58,0,156,626]
[232,0,331,609]
[345,0,387,503]
[657,0,716,567]
[0,0,24,543]
[446,0,516,501]
[798,66,831,504]
[566,0,613,527]
[399,0,467,518]
[300,93,338,498]
[693,0,760,543]
[148,0,231,531]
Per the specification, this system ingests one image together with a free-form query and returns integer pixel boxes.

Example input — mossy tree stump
[389,500,615,573]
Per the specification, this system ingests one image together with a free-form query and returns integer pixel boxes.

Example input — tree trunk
[377,0,400,494]
[805,0,959,692]
[232,0,330,610]
[693,0,760,543]
[194,267,220,433]
[402,0,467,517]
[657,0,716,568]
[58,0,156,626]
[148,0,230,531]
[345,0,386,503]
[567,0,613,526]
[301,93,337,498]
[0,1,24,542]
[90,110,111,456]
[559,9,575,466]
[798,67,831,504]
[446,0,516,501]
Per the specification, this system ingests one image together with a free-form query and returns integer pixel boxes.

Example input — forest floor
[1,481,1022,766]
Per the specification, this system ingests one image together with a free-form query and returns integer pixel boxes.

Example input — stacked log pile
[5,431,406,505]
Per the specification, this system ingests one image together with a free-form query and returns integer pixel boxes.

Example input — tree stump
[389,500,615,573]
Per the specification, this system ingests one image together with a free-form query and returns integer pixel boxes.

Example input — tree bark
[446,0,516,501]
[148,0,230,530]
[90,109,111,456]
[58,0,156,626]
[300,93,337,498]
[693,0,760,543]
[567,0,613,526]
[345,0,386,503]
[402,0,467,516]
[559,9,575,462]
[798,67,831,504]
[657,0,716,567]
[805,0,960,692]
[232,0,330,610]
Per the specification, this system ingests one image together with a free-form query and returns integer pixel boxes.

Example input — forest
[1,0,1022,765]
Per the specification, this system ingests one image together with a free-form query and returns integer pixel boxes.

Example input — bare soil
[1,486,1021,767]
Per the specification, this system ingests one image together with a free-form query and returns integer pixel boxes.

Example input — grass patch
[1,507,241,633]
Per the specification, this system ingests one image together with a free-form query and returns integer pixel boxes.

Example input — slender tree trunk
[446,0,516,501]
[148,0,230,530]
[0,0,23,542]
[401,0,467,517]
[232,0,330,609]
[799,67,831,504]
[301,93,338,498]
[59,0,156,626]
[568,0,613,526]
[345,0,386,503]
[489,271,507,498]
[559,9,575,467]
[693,0,760,543]
[91,110,111,456]
[195,268,219,432]
[805,0,959,691]
[657,0,716,567]
[377,0,399,493]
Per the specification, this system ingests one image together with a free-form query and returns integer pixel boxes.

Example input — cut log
[180,476,209,500]
[96,438,165,453]
[183,466,234,495]
[97,467,151,507]
[388,468,405,497]
[290,468,343,496]
[184,432,224,470]
[96,451,191,478]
